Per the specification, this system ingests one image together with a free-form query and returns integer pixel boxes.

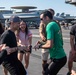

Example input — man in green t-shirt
[39,8,55,75]
[34,10,67,75]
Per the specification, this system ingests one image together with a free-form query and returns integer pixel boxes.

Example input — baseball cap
[8,15,21,23]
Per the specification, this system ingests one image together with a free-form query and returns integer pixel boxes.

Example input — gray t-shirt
[70,24,76,45]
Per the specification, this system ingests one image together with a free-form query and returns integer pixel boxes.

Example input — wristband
[39,44,42,48]
[29,45,32,50]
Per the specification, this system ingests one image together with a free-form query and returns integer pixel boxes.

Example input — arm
[39,23,46,41]
[28,31,32,52]
[28,36,32,46]
[70,35,75,51]
[41,39,53,49]
[70,25,76,55]
[0,45,29,55]
[0,45,28,65]
[8,46,29,54]
[70,35,76,55]
[34,39,53,50]
[16,34,20,46]
[41,23,54,49]
[28,30,32,46]
[39,32,46,42]
[34,23,54,49]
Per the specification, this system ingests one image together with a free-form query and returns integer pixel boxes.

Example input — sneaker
[67,72,71,75]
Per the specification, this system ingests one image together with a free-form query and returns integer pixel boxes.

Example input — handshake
[0,40,44,55]
[18,45,32,52]
[0,44,32,55]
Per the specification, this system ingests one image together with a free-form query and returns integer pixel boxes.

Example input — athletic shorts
[41,49,49,60]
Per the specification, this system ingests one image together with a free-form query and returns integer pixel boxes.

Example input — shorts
[41,49,49,60]
[19,51,25,54]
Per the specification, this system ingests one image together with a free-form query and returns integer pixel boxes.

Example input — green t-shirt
[46,21,66,59]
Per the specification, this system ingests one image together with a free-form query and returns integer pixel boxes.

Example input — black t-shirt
[70,24,76,45]
[0,30,18,61]
[0,50,7,64]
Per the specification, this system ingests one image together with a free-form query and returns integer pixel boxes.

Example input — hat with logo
[8,15,21,23]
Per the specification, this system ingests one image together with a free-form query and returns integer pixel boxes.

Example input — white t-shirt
[18,30,32,46]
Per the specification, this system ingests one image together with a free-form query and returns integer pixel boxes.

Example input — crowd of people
[0,8,76,75]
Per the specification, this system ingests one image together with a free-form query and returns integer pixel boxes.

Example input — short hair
[41,10,53,20]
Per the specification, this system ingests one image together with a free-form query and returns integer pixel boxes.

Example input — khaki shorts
[41,49,49,60]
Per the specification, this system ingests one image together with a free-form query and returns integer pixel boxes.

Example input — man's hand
[33,44,41,51]
[0,44,6,51]
[0,44,11,55]
[71,49,76,56]
[18,45,30,52]
[41,35,46,42]
[33,44,39,50]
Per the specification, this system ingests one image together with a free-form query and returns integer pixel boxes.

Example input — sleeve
[46,24,54,40]
[70,26,75,36]
[28,30,32,37]
[0,50,7,64]
[0,33,9,45]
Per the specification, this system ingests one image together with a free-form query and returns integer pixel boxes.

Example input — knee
[68,59,73,64]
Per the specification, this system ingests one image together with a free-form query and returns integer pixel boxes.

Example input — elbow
[47,44,52,48]
[46,40,53,48]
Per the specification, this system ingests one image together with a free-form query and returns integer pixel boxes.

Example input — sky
[0,0,76,16]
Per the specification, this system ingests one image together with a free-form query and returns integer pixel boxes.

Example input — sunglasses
[40,18,43,20]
